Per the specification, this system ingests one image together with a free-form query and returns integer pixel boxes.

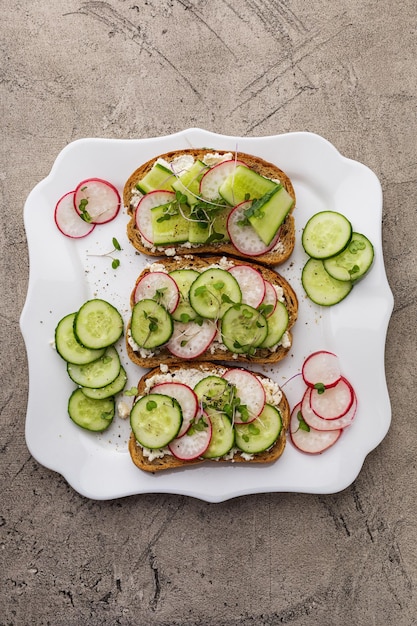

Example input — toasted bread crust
[126,255,298,368]
[128,362,290,473]
[124,149,296,266]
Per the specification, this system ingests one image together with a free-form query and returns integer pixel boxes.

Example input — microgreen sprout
[87,237,122,269]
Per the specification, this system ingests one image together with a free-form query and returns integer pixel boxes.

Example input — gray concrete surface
[1,1,416,624]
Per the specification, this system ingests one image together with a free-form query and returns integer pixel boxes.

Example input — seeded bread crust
[128,362,290,473]
[124,149,296,267]
[126,255,298,368]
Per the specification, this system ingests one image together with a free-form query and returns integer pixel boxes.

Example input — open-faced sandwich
[128,362,290,472]
[126,255,298,368]
[123,149,296,266]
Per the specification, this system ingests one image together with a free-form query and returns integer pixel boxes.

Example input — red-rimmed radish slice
[310,376,354,420]
[223,368,266,423]
[166,319,217,359]
[228,265,266,308]
[74,178,120,225]
[199,159,248,201]
[301,387,356,431]
[168,412,212,460]
[227,201,282,257]
[259,280,277,317]
[54,190,96,238]
[290,402,342,454]
[151,382,198,437]
[133,272,179,313]
[135,190,175,244]
[302,350,341,388]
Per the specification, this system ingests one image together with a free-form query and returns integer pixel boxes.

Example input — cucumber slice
[74,298,124,350]
[202,412,234,459]
[221,304,268,354]
[130,299,173,349]
[302,211,352,259]
[189,268,241,319]
[260,301,289,348]
[136,162,177,194]
[151,202,190,245]
[68,389,115,432]
[323,232,374,282]
[235,404,282,454]
[169,269,200,322]
[81,366,127,399]
[247,186,294,245]
[302,258,353,306]
[55,313,105,364]
[171,160,208,205]
[188,205,231,244]
[219,165,277,205]
[194,375,231,411]
[67,345,121,389]
[130,393,183,449]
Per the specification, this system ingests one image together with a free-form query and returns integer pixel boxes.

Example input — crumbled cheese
[127,329,155,358]
[280,331,291,349]
[170,154,195,175]
[159,363,169,373]
[202,152,234,167]
[164,247,177,256]
[274,285,285,302]
[147,262,168,273]
[261,378,283,405]
[117,400,131,420]
[142,446,172,462]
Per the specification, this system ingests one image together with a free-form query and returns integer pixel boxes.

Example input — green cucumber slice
[130,393,183,449]
[189,268,241,319]
[74,298,124,350]
[55,312,105,364]
[171,160,208,205]
[323,232,374,282]
[194,375,231,411]
[221,304,268,354]
[151,202,190,245]
[67,345,121,389]
[188,205,231,244]
[169,269,200,322]
[202,412,234,459]
[81,366,127,399]
[302,211,352,259]
[136,162,176,194]
[130,299,173,349]
[260,301,289,348]
[302,258,353,306]
[235,404,282,454]
[68,389,115,432]
[247,186,294,245]
[219,165,277,205]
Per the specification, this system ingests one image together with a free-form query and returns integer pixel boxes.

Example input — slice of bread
[124,149,296,266]
[126,255,298,368]
[128,362,290,473]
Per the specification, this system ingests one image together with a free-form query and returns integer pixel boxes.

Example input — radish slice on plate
[223,368,266,423]
[199,159,248,201]
[166,319,217,359]
[228,265,266,308]
[74,178,120,225]
[301,387,357,431]
[227,201,282,257]
[310,377,354,420]
[135,190,175,243]
[302,350,341,388]
[168,412,212,460]
[259,280,277,317]
[151,382,198,437]
[290,402,342,454]
[54,191,96,238]
[133,272,179,313]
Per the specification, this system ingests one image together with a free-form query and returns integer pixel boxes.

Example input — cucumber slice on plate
[68,389,115,432]
[55,312,105,364]
[323,232,374,282]
[130,299,173,349]
[74,298,124,350]
[302,258,353,306]
[67,345,121,389]
[235,404,282,454]
[130,394,183,449]
[302,211,352,259]
[81,366,127,399]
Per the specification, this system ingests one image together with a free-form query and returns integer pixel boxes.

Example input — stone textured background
[1,1,416,624]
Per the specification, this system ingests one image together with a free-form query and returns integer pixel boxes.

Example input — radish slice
[166,319,217,359]
[301,387,357,431]
[228,265,266,308]
[227,201,282,257]
[151,382,198,437]
[302,350,341,388]
[310,377,354,420]
[259,280,278,317]
[74,178,120,225]
[290,402,342,454]
[54,191,96,238]
[168,412,212,460]
[223,368,266,423]
[135,190,175,244]
[133,272,179,313]
[199,159,248,201]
